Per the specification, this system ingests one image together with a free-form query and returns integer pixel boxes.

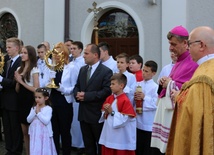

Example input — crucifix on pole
[87,2,103,45]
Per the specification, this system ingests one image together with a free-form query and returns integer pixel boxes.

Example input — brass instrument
[44,47,64,88]
[0,49,5,74]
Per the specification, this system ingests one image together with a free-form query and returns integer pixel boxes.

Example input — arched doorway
[92,9,139,58]
[0,12,18,53]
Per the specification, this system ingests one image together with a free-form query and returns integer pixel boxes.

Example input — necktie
[6,59,13,78]
[69,56,73,62]
[86,66,92,83]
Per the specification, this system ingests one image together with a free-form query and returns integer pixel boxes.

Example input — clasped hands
[103,103,113,114]
[35,104,41,114]
[76,91,85,101]
[103,103,113,118]
[159,76,171,88]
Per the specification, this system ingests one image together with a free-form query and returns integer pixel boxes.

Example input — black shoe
[77,148,85,155]
[71,146,78,151]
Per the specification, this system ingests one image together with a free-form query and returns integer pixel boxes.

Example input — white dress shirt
[102,56,118,73]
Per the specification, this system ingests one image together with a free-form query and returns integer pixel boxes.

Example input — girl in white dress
[27,88,57,155]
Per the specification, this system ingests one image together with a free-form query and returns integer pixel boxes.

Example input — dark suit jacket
[1,56,21,111]
[74,63,113,123]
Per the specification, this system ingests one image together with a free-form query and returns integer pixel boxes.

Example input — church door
[92,9,139,59]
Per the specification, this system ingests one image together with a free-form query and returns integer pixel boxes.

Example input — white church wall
[161,0,187,68]
[187,0,214,31]
[0,0,44,49]
[44,0,65,47]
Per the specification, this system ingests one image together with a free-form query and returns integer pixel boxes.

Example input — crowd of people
[0,25,214,155]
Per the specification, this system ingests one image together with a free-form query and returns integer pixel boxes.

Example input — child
[134,60,158,155]
[99,73,136,155]
[27,88,57,155]
[129,54,144,82]
[116,53,137,105]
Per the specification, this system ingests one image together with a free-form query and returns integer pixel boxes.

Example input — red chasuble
[133,70,143,82]
[102,93,136,118]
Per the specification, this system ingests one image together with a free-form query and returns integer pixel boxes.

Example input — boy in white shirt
[116,53,136,105]
[99,73,136,155]
[98,42,118,73]
[134,60,158,155]
[37,44,52,87]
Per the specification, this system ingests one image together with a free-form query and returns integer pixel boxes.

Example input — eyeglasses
[187,40,201,47]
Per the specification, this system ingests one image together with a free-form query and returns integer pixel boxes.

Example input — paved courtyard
[0,117,84,155]
[0,139,83,155]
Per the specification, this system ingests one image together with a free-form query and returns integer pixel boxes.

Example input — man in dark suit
[0,37,23,155]
[74,44,113,155]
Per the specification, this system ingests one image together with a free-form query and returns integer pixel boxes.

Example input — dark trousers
[136,129,152,155]
[151,147,165,155]
[2,109,23,155]
[80,121,103,155]
[52,104,73,155]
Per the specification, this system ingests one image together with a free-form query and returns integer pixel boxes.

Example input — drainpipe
[64,0,70,41]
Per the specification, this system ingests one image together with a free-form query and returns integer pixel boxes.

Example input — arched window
[98,9,138,38]
[0,13,18,52]
[93,9,139,58]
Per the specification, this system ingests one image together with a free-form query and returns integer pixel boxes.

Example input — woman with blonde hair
[49,42,79,155]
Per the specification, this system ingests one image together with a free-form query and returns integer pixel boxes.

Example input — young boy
[116,53,137,105]
[129,54,144,82]
[99,73,136,155]
[134,60,158,155]
[37,44,52,87]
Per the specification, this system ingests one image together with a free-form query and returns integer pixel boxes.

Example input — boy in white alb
[99,73,136,155]
[98,42,118,73]
[134,60,158,155]
[116,53,137,105]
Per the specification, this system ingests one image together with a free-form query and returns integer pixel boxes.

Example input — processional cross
[87,2,103,45]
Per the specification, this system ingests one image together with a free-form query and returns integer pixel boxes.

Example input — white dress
[27,106,57,155]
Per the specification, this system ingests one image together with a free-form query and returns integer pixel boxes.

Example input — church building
[0,0,214,74]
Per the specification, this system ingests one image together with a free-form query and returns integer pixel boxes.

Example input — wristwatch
[111,111,115,116]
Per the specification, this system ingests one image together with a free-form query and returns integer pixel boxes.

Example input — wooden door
[99,37,139,59]
[92,8,139,59]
